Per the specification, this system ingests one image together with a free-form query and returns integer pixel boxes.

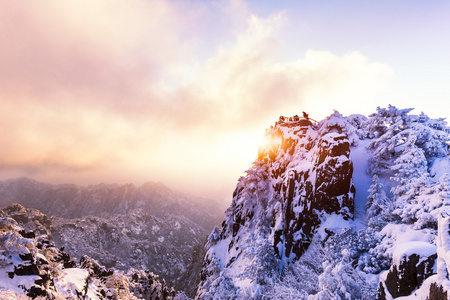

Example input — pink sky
[1,0,449,200]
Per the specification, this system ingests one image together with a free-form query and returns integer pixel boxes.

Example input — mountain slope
[0,206,178,299]
[0,178,224,231]
[51,209,205,296]
[0,179,225,297]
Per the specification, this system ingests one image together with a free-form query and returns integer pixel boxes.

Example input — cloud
[0,0,185,172]
[165,14,394,132]
[0,1,192,108]
[0,0,394,197]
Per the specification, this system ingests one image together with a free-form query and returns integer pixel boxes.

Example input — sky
[1,0,449,201]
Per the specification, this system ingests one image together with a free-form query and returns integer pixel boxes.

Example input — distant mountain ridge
[0,177,225,230]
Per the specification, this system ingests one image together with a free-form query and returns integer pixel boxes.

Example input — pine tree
[366,175,390,227]
[389,146,428,201]
[365,105,414,175]
[243,239,278,285]
[311,249,361,300]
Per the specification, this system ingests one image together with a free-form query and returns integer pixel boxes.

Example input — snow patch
[174,221,181,230]
[392,241,437,266]
[382,224,434,246]
[151,225,160,234]
[430,157,450,180]
[316,213,353,240]
[54,268,89,298]
[0,268,39,295]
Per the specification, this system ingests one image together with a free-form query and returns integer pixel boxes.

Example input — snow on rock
[315,212,353,240]
[376,223,436,261]
[392,210,450,299]
[376,238,437,298]
[392,241,437,267]
[0,269,39,295]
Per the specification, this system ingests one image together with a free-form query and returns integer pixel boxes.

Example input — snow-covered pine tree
[366,105,414,176]
[266,240,323,299]
[310,249,361,300]
[365,174,391,228]
[242,238,278,285]
[390,146,428,197]
[198,271,238,300]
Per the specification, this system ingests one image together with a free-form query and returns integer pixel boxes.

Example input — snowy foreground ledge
[0,210,179,300]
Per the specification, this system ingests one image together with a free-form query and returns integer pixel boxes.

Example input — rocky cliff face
[197,107,450,299]
[197,112,356,297]
[259,117,355,260]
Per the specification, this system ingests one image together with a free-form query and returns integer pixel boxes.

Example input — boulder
[378,242,437,299]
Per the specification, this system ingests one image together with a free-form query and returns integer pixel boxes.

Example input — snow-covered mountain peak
[197,106,450,299]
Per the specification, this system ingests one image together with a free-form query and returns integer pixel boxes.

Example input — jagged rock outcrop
[1,203,52,238]
[271,130,354,259]
[0,213,177,299]
[197,112,356,297]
